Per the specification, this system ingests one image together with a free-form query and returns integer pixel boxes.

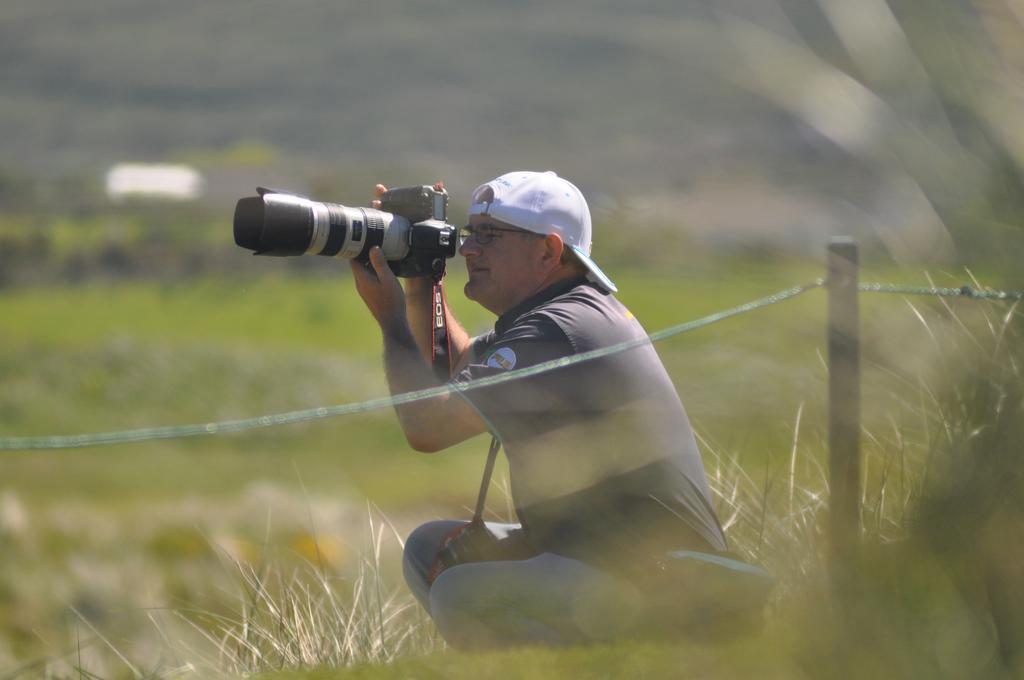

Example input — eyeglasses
[459,223,541,245]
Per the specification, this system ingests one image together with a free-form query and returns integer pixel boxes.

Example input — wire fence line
[858,282,1024,300]
[1,278,1021,452]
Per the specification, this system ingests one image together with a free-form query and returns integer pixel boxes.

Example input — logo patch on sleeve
[485,346,517,371]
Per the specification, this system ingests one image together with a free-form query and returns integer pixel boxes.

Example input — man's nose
[459,236,482,257]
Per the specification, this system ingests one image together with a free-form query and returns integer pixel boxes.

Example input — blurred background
[1,0,1022,677]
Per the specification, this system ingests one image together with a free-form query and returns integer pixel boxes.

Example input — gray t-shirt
[452,277,727,573]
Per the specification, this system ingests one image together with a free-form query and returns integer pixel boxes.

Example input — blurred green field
[0,256,888,510]
[0,256,988,505]
[1,248,1017,676]
[6,254,1005,521]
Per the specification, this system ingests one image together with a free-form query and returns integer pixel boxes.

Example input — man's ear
[541,233,565,268]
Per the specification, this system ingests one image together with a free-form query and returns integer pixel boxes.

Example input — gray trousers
[402,520,645,648]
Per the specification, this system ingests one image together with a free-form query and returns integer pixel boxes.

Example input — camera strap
[425,435,502,585]
[474,436,501,522]
[430,280,454,381]
[425,271,497,513]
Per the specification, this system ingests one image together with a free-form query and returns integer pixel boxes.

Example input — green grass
[0,261,830,494]
[2,256,1020,677]
[0,259,996,509]
[259,638,800,680]
[1,275,392,352]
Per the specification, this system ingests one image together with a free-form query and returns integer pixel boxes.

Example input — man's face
[459,215,548,316]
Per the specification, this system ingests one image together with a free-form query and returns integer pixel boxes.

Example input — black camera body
[233,185,459,278]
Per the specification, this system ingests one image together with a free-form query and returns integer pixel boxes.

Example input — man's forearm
[380,316,439,397]
[350,248,485,451]
[378,317,484,451]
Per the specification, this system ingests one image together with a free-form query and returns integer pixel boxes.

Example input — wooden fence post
[828,238,861,582]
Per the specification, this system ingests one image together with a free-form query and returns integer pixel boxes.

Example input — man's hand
[350,246,406,333]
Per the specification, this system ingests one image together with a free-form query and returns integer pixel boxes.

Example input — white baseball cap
[468,171,617,293]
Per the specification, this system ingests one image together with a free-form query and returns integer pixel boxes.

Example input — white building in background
[105,163,204,202]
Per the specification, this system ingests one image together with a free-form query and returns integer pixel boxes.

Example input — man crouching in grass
[351,171,769,647]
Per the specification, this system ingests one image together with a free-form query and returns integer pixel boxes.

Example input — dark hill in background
[2,0,793,181]
[1,0,1021,263]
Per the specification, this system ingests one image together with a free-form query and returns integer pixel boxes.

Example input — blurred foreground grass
[1,259,1021,676]
[262,639,796,680]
